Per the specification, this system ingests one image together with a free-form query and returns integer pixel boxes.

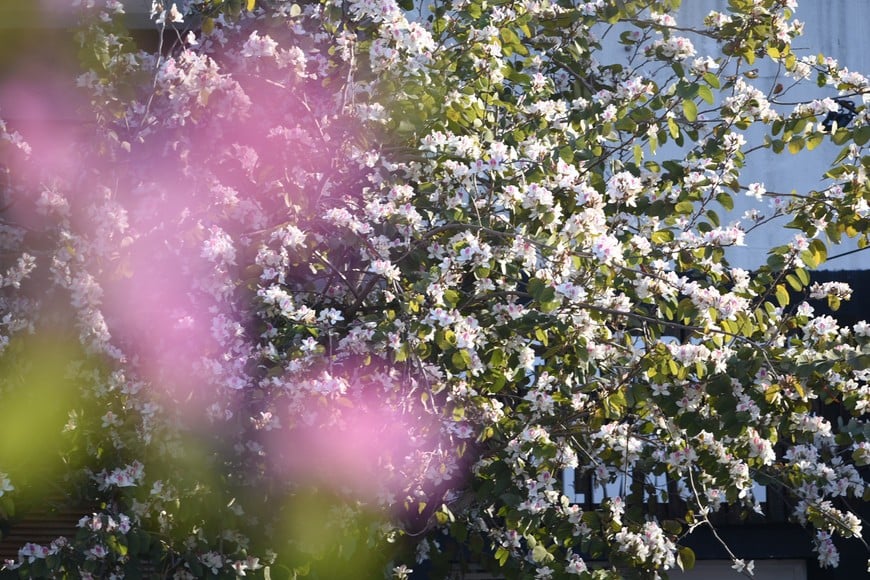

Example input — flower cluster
[0,0,867,578]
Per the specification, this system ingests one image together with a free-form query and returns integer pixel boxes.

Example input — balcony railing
[561,468,787,525]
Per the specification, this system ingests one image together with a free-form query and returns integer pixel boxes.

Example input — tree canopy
[0,0,868,578]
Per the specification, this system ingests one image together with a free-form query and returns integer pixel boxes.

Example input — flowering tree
[0,0,868,578]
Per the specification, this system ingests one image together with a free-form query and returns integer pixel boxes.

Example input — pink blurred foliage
[100,217,217,404]
[89,54,369,410]
[0,73,86,203]
[264,368,452,507]
[0,21,385,455]
[273,403,414,498]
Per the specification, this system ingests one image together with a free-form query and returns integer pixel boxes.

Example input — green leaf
[436,330,456,350]
[676,81,698,100]
[489,348,505,367]
[603,390,627,417]
[810,238,828,265]
[854,126,870,146]
[489,374,506,392]
[682,99,698,122]
[833,129,851,145]
[796,268,810,286]
[668,117,680,139]
[532,543,551,563]
[764,383,780,404]
[785,273,803,291]
[716,191,734,210]
[527,277,545,301]
[833,145,853,165]
[541,283,556,303]
[678,547,696,571]
[788,137,804,154]
[451,350,472,370]
[108,534,128,557]
[651,230,674,244]
[775,284,789,307]
[675,200,694,214]
[706,209,720,226]
[697,85,714,104]
[703,72,720,89]
[500,27,520,45]
[772,119,784,135]
[806,133,824,151]
[247,0,256,10]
